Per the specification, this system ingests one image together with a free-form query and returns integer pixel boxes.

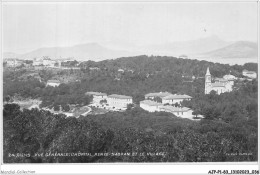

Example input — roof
[108,94,132,99]
[162,94,192,100]
[223,74,236,80]
[179,54,188,58]
[85,91,107,96]
[159,106,191,112]
[140,100,163,106]
[215,78,228,82]
[47,80,60,84]
[243,70,256,74]
[211,82,225,87]
[145,92,173,98]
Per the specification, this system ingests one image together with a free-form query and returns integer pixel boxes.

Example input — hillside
[4,35,234,61]
[200,41,258,58]
[3,52,19,58]
[18,43,139,61]
[142,35,230,56]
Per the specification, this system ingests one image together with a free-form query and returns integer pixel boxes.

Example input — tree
[174,102,180,107]
[127,103,134,110]
[53,104,60,111]
[154,97,162,103]
[62,104,70,112]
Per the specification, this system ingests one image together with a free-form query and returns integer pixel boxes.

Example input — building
[179,54,188,59]
[107,94,133,110]
[140,100,163,112]
[43,58,56,67]
[118,69,125,73]
[205,67,233,95]
[46,80,60,87]
[5,58,23,67]
[85,92,107,104]
[145,92,173,100]
[33,58,43,66]
[159,106,193,117]
[162,94,192,105]
[223,74,237,81]
[242,70,257,79]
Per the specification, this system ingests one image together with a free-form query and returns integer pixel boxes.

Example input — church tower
[205,67,212,94]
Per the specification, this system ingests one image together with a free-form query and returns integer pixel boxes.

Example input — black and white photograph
[1,0,259,172]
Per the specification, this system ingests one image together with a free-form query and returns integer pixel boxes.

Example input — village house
[85,92,107,104]
[5,58,23,67]
[43,58,56,67]
[140,100,163,112]
[205,67,233,95]
[107,94,133,110]
[179,54,188,59]
[33,58,43,66]
[46,80,61,87]
[159,106,193,118]
[162,94,192,105]
[145,92,173,100]
[242,70,257,79]
[223,74,237,81]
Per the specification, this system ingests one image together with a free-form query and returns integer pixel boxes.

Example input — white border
[0,0,259,174]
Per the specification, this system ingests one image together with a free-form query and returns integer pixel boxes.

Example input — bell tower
[205,67,211,94]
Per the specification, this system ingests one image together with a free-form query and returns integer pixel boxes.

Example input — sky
[3,2,258,54]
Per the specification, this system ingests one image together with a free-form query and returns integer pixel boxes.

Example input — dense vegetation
[3,100,257,163]
[3,55,258,163]
[3,55,258,105]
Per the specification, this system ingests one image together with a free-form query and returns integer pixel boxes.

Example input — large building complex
[107,94,133,110]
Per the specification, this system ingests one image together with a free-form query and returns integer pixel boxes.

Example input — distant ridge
[14,43,139,61]
[199,41,257,59]
[3,36,258,65]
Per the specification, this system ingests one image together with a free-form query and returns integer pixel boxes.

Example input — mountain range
[3,35,258,64]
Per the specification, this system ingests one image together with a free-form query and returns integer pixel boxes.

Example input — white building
[223,74,237,81]
[107,94,133,110]
[162,94,192,105]
[43,58,56,67]
[179,54,188,59]
[242,70,257,79]
[205,67,233,95]
[140,100,163,112]
[32,58,43,66]
[46,80,60,87]
[159,106,193,118]
[85,92,107,104]
[145,92,173,100]
[5,59,23,67]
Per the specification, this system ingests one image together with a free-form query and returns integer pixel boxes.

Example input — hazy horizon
[3,2,258,54]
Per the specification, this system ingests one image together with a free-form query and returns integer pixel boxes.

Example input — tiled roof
[85,92,107,96]
[243,70,256,74]
[47,80,60,84]
[159,106,191,112]
[108,94,132,99]
[215,78,228,82]
[162,94,192,100]
[140,100,163,106]
[145,92,173,98]
[211,82,225,87]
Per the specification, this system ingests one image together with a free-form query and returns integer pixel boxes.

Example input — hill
[17,43,139,61]
[141,35,230,56]
[199,41,257,59]
[3,52,19,58]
